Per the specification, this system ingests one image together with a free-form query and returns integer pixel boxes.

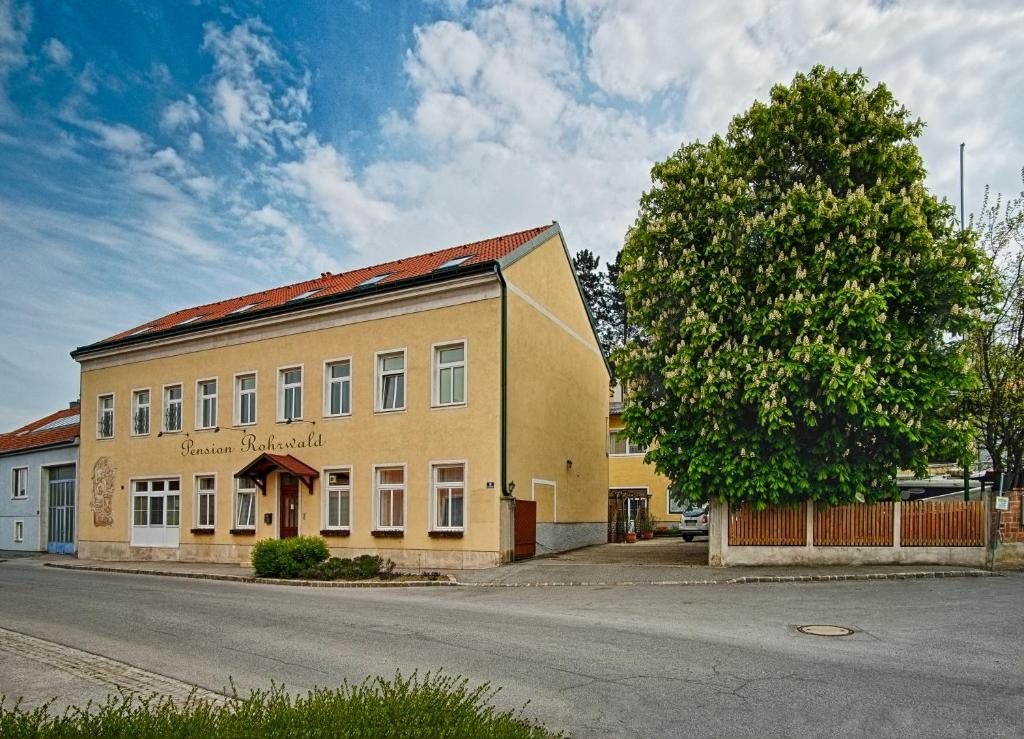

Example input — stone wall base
[535,522,606,556]
[76,540,500,570]
[719,545,987,567]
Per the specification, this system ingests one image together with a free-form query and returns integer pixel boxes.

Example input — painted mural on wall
[90,456,115,527]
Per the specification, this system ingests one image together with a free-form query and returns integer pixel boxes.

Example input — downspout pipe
[494,264,508,497]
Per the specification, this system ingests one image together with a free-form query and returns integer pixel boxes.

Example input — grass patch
[0,672,558,738]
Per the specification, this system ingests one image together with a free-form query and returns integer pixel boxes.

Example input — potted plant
[624,519,637,543]
[641,512,655,539]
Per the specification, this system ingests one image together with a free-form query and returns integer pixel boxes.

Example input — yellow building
[607,384,681,537]
[72,224,610,569]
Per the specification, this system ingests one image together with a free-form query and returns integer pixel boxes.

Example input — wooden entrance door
[514,500,536,559]
[279,474,299,539]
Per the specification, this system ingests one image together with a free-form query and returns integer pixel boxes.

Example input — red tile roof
[0,406,80,456]
[84,224,554,353]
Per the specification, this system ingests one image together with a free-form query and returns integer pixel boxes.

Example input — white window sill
[161,429,182,435]
[194,427,217,432]
[11,496,27,501]
[608,453,646,457]
[276,418,304,424]
[130,433,150,438]
[234,422,257,428]
[323,413,352,420]
[374,408,407,415]
[431,402,467,410]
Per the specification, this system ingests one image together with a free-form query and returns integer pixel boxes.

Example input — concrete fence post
[893,500,901,550]
[806,501,815,552]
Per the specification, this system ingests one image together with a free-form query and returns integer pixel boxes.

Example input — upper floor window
[97,394,114,439]
[608,430,644,456]
[279,367,303,421]
[324,469,351,530]
[434,342,466,406]
[236,373,257,426]
[197,379,217,429]
[432,464,465,530]
[325,360,351,417]
[12,467,27,499]
[377,351,405,411]
[374,466,405,530]
[163,385,182,433]
[131,389,151,436]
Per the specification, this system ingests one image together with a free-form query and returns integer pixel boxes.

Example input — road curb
[449,569,1002,587]
[42,562,455,588]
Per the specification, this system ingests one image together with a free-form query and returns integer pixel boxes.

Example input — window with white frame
[325,360,351,416]
[132,389,151,436]
[97,394,114,438]
[163,385,182,432]
[432,464,465,530]
[375,467,405,529]
[197,380,217,429]
[132,479,180,528]
[236,374,257,426]
[195,475,216,529]
[608,430,644,455]
[14,521,23,543]
[324,469,351,529]
[434,343,466,406]
[377,352,405,411]
[235,477,257,529]
[279,367,302,420]
[12,467,27,499]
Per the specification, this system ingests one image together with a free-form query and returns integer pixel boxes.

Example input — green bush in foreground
[0,672,558,738]
[299,554,394,581]
[251,536,329,578]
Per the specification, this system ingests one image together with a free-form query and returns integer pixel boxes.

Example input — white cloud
[41,37,71,67]
[0,0,31,120]
[160,94,200,131]
[202,18,308,152]
[188,131,204,152]
[86,120,146,154]
[249,204,337,272]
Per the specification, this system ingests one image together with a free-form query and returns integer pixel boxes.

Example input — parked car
[680,504,709,541]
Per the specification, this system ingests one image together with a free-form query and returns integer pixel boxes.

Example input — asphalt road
[0,558,1020,738]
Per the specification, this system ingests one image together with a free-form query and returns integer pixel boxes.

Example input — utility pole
[960,143,971,502]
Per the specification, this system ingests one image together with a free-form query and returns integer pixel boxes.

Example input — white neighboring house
[0,403,80,554]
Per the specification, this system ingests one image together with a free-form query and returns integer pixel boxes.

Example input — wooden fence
[728,502,806,546]
[901,499,985,547]
[814,502,894,546]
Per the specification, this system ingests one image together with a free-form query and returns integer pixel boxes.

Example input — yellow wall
[608,413,679,525]
[504,235,609,526]
[78,296,504,567]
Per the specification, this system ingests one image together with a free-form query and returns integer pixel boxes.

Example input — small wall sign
[995,496,1010,511]
[486,481,495,489]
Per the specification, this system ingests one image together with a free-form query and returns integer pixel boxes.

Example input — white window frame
[532,478,558,523]
[322,466,353,531]
[432,340,467,408]
[196,378,218,430]
[162,383,183,433]
[194,473,216,530]
[97,393,115,439]
[234,477,258,530]
[278,365,304,421]
[608,429,644,456]
[375,349,407,413]
[131,387,151,437]
[430,460,468,532]
[323,357,352,418]
[234,371,258,426]
[129,476,182,548]
[13,520,23,543]
[12,467,28,500]
[373,463,407,531]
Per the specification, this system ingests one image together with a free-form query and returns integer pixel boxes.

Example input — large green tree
[614,66,987,508]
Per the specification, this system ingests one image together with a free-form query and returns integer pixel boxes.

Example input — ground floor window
[131,478,180,547]
[14,520,23,543]
[235,477,257,529]
[195,475,216,529]
[432,464,465,530]
[324,469,351,529]
[374,466,405,529]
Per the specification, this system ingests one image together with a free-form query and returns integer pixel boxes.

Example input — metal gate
[47,465,76,554]
[514,500,536,559]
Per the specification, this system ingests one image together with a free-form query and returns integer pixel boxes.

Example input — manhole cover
[797,624,854,637]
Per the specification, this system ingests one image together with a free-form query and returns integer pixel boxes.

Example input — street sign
[995,496,1010,511]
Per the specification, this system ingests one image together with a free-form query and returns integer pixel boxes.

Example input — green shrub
[0,672,558,738]
[299,555,395,581]
[250,536,329,578]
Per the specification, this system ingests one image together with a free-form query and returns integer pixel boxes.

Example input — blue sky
[1,0,1023,428]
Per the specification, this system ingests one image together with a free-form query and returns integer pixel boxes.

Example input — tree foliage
[573,248,638,361]
[614,66,987,508]
[971,173,1024,488]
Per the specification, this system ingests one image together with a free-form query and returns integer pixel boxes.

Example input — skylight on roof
[436,254,474,270]
[229,302,261,315]
[175,315,207,326]
[357,272,392,287]
[289,288,324,302]
[21,414,79,435]
[126,326,152,337]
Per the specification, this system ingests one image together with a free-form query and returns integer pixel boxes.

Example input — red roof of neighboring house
[0,406,80,456]
[76,224,555,356]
